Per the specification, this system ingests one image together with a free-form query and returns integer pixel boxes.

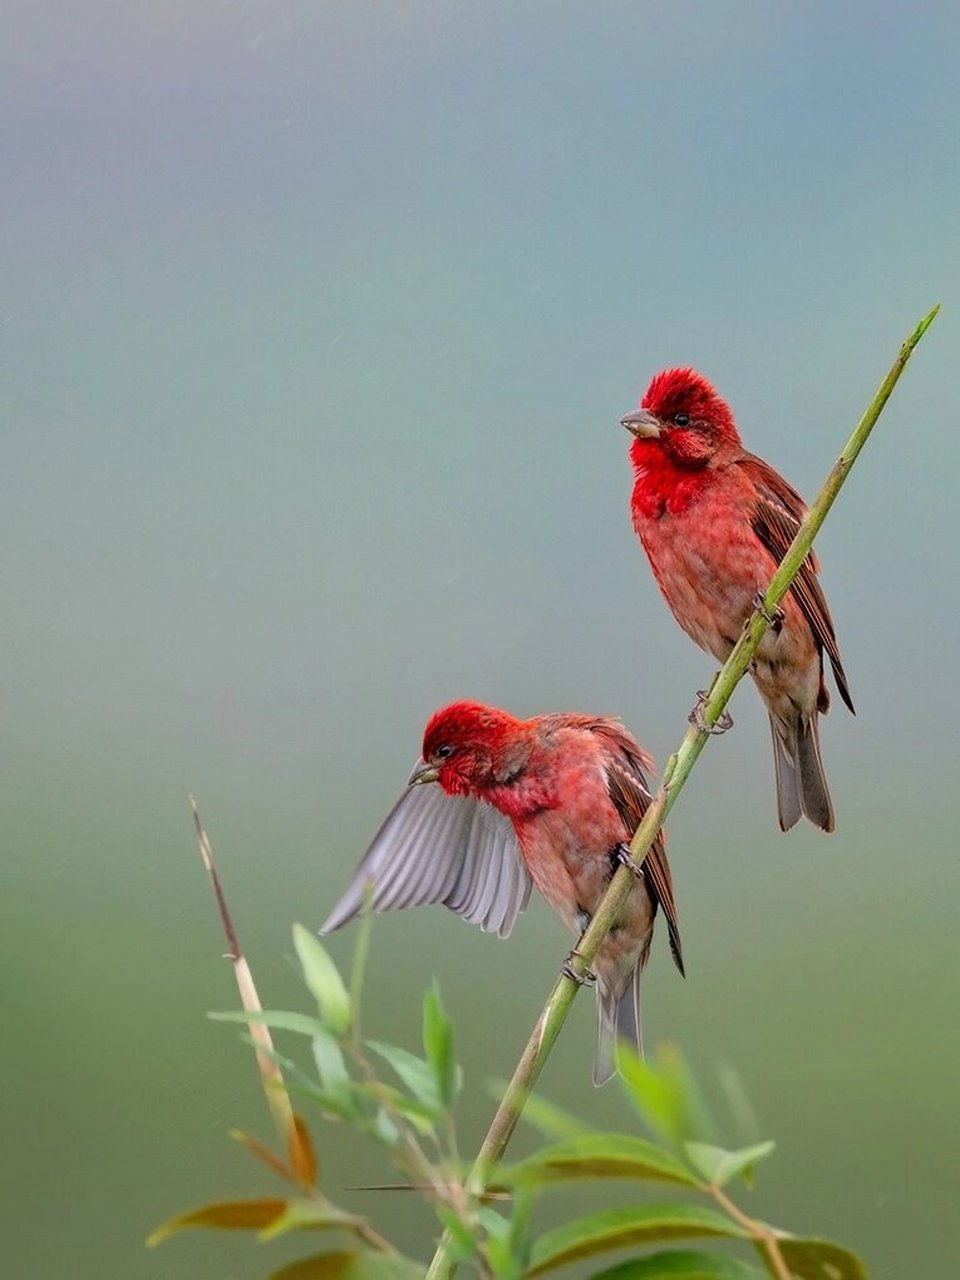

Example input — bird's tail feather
[770,714,802,832]
[769,712,834,833]
[594,966,642,1087]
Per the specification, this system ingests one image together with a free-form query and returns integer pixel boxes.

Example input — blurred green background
[2,2,957,1276]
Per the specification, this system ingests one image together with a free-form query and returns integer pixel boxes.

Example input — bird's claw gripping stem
[614,842,646,880]
[561,949,596,987]
[689,690,734,735]
[753,590,785,632]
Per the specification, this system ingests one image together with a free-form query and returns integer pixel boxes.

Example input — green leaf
[477,1206,511,1240]
[502,1134,699,1190]
[294,925,352,1035]
[505,1185,535,1278]
[490,1084,592,1140]
[284,1080,368,1123]
[147,1197,287,1245]
[270,1254,357,1280]
[485,1240,522,1280]
[478,1207,522,1280]
[684,1141,776,1189]
[236,1034,361,1122]
[238,1034,316,1089]
[312,1028,351,1090]
[372,1107,400,1146]
[422,985,457,1109]
[588,1251,766,1280]
[269,1252,426,1280]
[378,1087,438,1137]
[361,1258,425,1280]
[618,1044,714,1149]
[435,1205,479,1263]
[771,1237,868,1280]
[527,1204,747,1275]
[349,884,376,1026]
[367,1041,440,1111]
[210,1009,328,1037]
[258,1197,360,1241]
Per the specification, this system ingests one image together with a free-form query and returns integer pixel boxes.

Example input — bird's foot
[561,949,596,987]
[688,690,734,735]
[752,590,784,632]
[613,842,646,880]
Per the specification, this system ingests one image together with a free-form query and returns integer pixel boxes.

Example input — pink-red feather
[626,368,853,831]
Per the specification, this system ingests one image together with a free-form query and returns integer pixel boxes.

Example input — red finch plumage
[622,368,854,833]
[322,700,683,1084]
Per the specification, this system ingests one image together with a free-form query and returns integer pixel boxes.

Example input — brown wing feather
[586,720,684,977]
[737,453,854,714]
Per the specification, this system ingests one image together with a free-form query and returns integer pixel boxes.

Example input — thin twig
[708,1183,790,1280]
[189,796,296,1150]
[424,305,939,1280]
[346,1213,400,1257]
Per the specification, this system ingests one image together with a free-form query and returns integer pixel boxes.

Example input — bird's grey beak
[620,408,661,439]
[408,761,439,786]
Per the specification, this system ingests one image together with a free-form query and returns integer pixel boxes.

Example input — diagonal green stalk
[424,305,939,1280]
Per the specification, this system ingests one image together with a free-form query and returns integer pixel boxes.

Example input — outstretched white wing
[320,768,532,939]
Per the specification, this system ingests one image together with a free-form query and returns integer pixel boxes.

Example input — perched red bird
[622,368,854,833]
[322,700,683,1084]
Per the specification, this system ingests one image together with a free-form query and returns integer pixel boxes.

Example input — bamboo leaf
[270,1251,426,1280]
[238,1033,320,1093]
[349,885,376,1030]
[770,1237,868,1280]
[588,1251,766,1280]
[289,1114,319,1187]
[476,1206,518,1279]
[422,985,457,1109]
[258,1197,360,1241]
[312,1027,351,1090]
[294,925,352,1035]
[147,1197,286,1246]
[505,1185,535,1277]
[373,1107,400,1146]
[435,1205,479,1263]
[490,1085,593,1140]
[618,1045,714,1149]
[684,1141,776,1189]
[527,1204,748,1275]
[284,1080,369,1124]
[378,1087,438,1137]
[477,1206,510,1240]
[211,1008,329,1037]
[367,1041,440,1112]
[270,1254,356,1280]
[502,1134,699,1189]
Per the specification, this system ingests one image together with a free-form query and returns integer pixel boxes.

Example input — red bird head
[621,368,741,468]
[415,700,531,797]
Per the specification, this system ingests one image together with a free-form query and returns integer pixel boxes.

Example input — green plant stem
[424,305,939,1280]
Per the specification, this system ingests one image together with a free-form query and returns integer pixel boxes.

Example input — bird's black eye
[435,744,454,760]
[673,413,690,426]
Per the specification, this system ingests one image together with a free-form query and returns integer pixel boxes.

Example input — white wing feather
[319,767,532,939]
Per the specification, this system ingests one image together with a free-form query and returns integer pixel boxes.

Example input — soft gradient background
[3,3,957,1277]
